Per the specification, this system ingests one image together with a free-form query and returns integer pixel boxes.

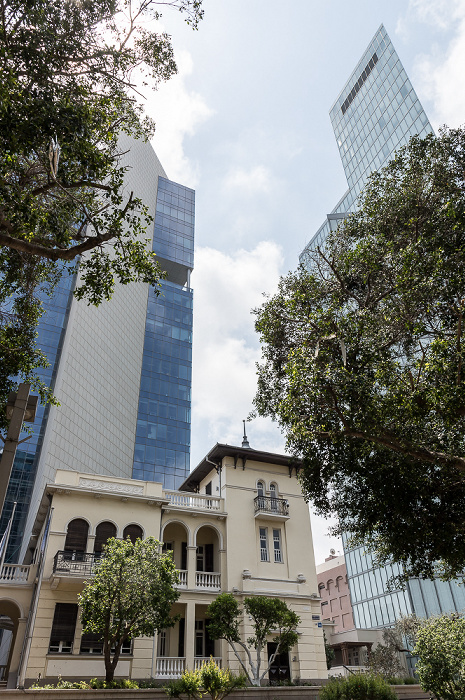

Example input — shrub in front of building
[319,674,397,700]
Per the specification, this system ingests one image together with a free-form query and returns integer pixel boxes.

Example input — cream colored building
[0,444,327,687]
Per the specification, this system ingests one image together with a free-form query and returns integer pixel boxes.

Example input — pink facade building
[317,553,354,633]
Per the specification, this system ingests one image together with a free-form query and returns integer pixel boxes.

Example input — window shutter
[64,519,88,552]
[49,603,78,653]
[205,543,214,572]
[94,522,117,553]
[123,524,143,544]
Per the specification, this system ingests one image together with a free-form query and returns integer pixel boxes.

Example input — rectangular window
[259,528,269,562]
[49,603,78,653]
[273,529,282,563]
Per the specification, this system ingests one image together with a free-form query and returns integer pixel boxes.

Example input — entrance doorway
[267,642,290,684]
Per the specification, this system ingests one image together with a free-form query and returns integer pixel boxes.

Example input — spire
[242,420,250,449]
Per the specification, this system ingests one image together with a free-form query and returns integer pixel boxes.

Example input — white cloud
[400,0,465,128]
[223,165,276,195]
[190,241,284,456]
[145,50,214,186]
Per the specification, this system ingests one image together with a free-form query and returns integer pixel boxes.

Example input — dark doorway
[267,642,290,684]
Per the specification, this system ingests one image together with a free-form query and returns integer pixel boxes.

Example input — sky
[141,0,465,565]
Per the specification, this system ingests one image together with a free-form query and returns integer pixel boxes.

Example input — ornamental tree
[206,593,299,686]
[0,0,203,415]
[79,536,179,682]
[414,614,465,700]
[253,127,465,582]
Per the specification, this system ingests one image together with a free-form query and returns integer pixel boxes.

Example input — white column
[184,601,196,671]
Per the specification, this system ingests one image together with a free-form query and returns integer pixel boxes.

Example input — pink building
[316,553,354,633]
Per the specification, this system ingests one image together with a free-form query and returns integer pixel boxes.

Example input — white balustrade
[164,491,222,512]
[156,657,186,679]
[196,571,221,590]
[177,570,187,587]
[0,564,30,583]
[194,658,222,670]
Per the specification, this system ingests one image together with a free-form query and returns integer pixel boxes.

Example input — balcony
[254,496,290,521]
[156,657,222,679]
[0,564,32,584]
[164,491,223,513]
[53,551,99,578]
[195,571,220,590]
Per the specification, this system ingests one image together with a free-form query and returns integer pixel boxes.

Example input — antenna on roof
[242,420,250,449]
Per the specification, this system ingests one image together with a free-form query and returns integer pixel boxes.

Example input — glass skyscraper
[300,24,433,264]
[301,25,465,637]
[1,138,194,560]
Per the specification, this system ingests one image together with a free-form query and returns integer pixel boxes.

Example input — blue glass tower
[300,24,434,264]
[1,142,195,560]
[133,177,194,490]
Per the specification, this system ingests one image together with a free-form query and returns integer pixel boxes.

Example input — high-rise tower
[300,24,433,264]
[1,135,194,560]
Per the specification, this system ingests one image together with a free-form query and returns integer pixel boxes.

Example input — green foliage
[31,676,91,689]
[319,674,397,700]
[414,613,465,700]
[164,659,246,700]
[253,127,465,581]
[368,616,422,680]
[79,536,179,682]
[324,631,335,670]
[206,593,299,686]
[89,677,140,689]
[0,0,203,414]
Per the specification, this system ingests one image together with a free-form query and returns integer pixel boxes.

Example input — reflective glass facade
[132,177,194,489]
[0,270,75,560]
[300,24,434,263]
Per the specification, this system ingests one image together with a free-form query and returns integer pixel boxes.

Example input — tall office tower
[301,25,465,648]
[299,24,433,264]
[1,135,194,560]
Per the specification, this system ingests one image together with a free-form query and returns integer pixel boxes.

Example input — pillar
[184,601,196,671]
[187,546,197,590]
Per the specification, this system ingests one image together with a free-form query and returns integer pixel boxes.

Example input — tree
[368,616,423,679]
[78,536,179,682]
[414,613,465,700]
[253,127,465,581]
[323,632,335,670]
[206,593,299,686]
[164,658,247,700]
[0,0,203,414]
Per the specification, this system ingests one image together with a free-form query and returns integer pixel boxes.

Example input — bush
[164,659,246,700]
[319,674,397,700]
[31,676,91,689]
[90,677,139,689]
[414,613,465,700]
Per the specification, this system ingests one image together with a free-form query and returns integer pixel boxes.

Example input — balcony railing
[165,491,222,512]
[254,496,289,517]
[177,570,187,588]
[53,551,99,577]
[156,657,185,679]
[0,564,31,584]
[194,657,222,670]
[196,571,220,590]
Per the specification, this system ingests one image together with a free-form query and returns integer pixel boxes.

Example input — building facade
[1,136,194,561]
[0,444,328,687]
[299,24,433,263]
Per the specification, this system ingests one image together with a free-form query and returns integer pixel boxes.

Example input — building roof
[179,443,302,492]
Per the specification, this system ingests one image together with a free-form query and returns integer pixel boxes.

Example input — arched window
[336,575,344,591]
[64,519,88,553]
[257,481,265,497]
[123,524,143,544]
[269,483,278,511]
[94,522,117,554]
[327,578,334,594]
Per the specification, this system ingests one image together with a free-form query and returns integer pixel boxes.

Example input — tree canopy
[206,593,299,686]
[253,127,465,582]
[0,0,202,413]
[79,536,179,681]
[414,613,465,700]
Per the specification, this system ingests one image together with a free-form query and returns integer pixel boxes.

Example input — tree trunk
[103,639,114,682]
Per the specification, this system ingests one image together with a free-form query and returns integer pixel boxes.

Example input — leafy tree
[206,593,299,686]
[164,658,247,700]
[253,127,465,581]
[368,616,423,679]
[414,613,465,700]
[0,0,203,412]
[79,536,179,682]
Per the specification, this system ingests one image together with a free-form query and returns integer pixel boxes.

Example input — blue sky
[144,0,465,563]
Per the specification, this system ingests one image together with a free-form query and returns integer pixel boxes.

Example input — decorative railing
[194,657,222,670]
[53,551,99,577]
[156,657,185,678]
[177,570,187,587]
[0,564,31,583]
[164,491,222,512]
[196,571,220,590]
[254,496,289,517]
